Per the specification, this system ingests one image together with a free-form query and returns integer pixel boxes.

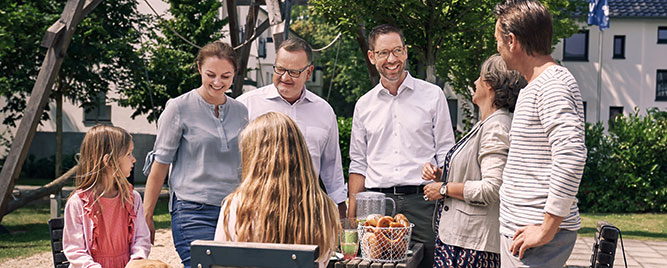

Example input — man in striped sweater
[492,0,588,267]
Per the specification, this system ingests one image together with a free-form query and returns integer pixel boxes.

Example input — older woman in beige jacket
[421,54,527,268]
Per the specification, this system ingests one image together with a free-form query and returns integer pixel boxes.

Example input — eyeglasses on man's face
[373,46,406,60]
[273,64,311,78]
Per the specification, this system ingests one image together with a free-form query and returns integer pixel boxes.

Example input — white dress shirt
[349,72,455,188]
[236,84,347,204]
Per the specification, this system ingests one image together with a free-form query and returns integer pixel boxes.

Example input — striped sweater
[499,65,587,237]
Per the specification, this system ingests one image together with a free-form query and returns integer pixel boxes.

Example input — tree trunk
[231,5,259,98]
[265,0,285,51]
[3,166,77,216]
[354,24,379,85]
[55,81,66,217]
[226,0,240,48]
[426,64,437,84]
[55,89,63,179]
[425,44,437,84]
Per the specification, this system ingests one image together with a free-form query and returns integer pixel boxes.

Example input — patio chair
[48,217,69,268]
[190,240,319,268]
[590,221,627,268]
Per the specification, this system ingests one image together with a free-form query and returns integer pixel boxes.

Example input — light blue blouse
[150,89,248,211]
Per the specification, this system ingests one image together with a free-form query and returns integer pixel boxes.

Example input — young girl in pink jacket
[63,125,151,268]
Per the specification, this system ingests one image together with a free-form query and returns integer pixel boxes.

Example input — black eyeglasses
[273,64,311,78]
[373,46,405,60]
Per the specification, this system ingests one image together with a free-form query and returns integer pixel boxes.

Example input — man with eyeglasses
[348,24,455,268]
[236,38,347,216]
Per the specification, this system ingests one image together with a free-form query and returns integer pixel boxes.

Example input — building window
[83,92,111,125]
[613,35,625,59]
[657,70,667,101]
[239,26,244,42]
[258,37,267,58]
[563,30,589,61]
[609,106,623,128]
[658,27,667,44]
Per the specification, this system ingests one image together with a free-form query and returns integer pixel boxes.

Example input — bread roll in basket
[358,214,413,262]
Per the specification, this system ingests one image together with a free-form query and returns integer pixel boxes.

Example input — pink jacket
[63,190,151,268]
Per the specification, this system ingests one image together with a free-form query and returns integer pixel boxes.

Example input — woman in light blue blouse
[142,41,248,268]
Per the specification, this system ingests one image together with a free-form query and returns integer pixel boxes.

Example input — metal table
[329,243,424,268]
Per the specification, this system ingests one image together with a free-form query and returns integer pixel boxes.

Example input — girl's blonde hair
[73,124,134,206]
[223,112,341,261]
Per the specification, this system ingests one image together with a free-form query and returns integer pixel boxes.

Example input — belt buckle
[392,187,405,196]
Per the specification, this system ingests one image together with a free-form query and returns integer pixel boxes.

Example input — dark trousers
[385,192,436,268]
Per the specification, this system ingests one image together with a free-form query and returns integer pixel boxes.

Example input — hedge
[579,108,667,212]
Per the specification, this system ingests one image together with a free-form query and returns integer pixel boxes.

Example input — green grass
[0,203,51,261]
[0,197,171,262]
[578,213,667,241]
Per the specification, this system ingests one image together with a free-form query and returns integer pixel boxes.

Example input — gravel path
[0,228,183,268]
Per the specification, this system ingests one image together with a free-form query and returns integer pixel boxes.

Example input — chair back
[48,217,69,268]
[191,240,319,268]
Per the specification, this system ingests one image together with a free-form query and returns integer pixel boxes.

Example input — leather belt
[367,186,424,195]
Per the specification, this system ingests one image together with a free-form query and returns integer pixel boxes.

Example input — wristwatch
[439,182,448,197]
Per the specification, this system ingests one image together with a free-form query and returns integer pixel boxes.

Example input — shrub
[20,154,78,180]
[579,108,667,212]
[338,117,352,181]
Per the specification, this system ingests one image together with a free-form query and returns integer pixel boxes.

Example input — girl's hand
[423,182,444,201]
[421,163,443,181]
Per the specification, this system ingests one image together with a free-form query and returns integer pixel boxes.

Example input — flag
[588,0,610,30]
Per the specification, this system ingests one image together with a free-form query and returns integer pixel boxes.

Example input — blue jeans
[171,198,221,268]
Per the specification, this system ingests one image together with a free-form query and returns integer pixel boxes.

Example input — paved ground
[3,229,665,268]
[566,236,667,268]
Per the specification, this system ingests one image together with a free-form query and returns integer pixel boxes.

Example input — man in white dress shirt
[348,24,455,268]
[236,38,347,215]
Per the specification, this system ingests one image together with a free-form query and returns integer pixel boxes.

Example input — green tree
[0,0,148,176]
[290,6,372,117]
[310,0,585,129]
[0,1,59,127]
[118,0,227,122]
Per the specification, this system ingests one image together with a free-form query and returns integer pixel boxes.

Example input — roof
[608,0,667,18]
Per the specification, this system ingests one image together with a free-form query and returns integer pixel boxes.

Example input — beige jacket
[437,109,511,254]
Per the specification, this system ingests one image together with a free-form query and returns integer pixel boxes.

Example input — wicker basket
[357,223,413,262]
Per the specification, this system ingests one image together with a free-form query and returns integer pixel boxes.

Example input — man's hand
[423,182,444,201]
[347,199,356,219]
[421,163,442,181]
[510,213,563,259]
[337,202,347,219]
[145,215,156,244]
